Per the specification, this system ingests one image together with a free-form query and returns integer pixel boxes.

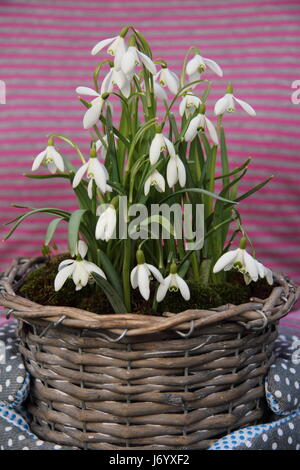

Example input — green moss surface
[18,255,273,315]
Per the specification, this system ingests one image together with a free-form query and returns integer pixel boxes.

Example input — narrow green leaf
[92,273,127,314]
[45,217,63,246]
[68,209,87,256]
[160,188,236,205]
[234,176,273,202]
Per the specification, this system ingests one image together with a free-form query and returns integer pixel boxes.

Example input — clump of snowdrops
[5,27,273,313]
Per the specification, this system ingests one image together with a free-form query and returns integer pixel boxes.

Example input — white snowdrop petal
[213,249,238,273]
[175,274,190,301]
[243,250,259,281]
[49,147,65,172]
[186,56,201,76]
[137,265,150,300]
[32,150,46,171]
[149,134,164,164]
[214,95,230,115]
[121,47,137,75]
[138,50,157,75]
[54,264,74,291]
[205,117,219,145]
[91,36,116,55]
[147,264,164,283]
[156,277,170,302]
[83,99,103,129]
[72,162,89,188]
[130,266,139,289]
[164,136,176,157]
[184,115,201,142]
[167,157,178,187]
[76,86,100,97]
[234,96,256,116]
[203,57,223,77]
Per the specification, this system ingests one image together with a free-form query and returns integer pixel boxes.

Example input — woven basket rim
[0,256,299,336]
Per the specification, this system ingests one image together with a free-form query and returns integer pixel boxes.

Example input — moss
[18,255,274,315]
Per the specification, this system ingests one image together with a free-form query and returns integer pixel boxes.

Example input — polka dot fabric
[209,332,300,450]
[209,410,300,450]
[266,334,300,415]
[0,322,29,404]
[0,321,75,450]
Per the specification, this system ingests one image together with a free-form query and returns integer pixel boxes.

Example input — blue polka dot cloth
[0,321,75,450]
[0,321,299,450]
[209,332,300,450]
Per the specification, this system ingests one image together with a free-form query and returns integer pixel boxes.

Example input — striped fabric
[0,0,300,287]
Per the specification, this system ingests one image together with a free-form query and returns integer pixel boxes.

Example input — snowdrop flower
[167,154,186,188]
[121,45,156,76]
[130,249,164,301]
[72,151,110,198]
[32,140,64,174]
[102,66,131,98]
[186,52,223,84]
[76,86,107,129]
[179,93,202,117]
[144,169,165,195]
[95,204,117,241]
[54,240,106,292]
[155,66,179,95]
[157,262,190,302]
[214,83,256,116]
[149,130,176,165]
[184,106,218,145]
[153,82,168,101]
[213,237,273,285]
[91,33,127,69]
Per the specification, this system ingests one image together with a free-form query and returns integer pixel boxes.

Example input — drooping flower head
[179,92,202,117]
[144,169,165,196]
[184,103,218,145]
[213,237,273,285]
[154,64,179,95]
[32,138,64,174]
[54,240,106,292]
[167,154,186,188]
[120,35,156,76]
[72,143,111,198]
[149,126,176,165]
[186,50,223,85]
[91,27,128,69]
[157,261,190,302]
[95,202,117,242]
[130,249,164,300]
[214,82,256,116]
[76,86,109,129]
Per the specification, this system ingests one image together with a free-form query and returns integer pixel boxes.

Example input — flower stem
[122,238,131,312]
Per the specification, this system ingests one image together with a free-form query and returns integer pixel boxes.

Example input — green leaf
[220,125,230,188]
[92,273,127,314]
[4,208,70,240]
[97,248,124,295]
[68,209,87,256]
[24,173,72,180]
[234,176,273,202]
[45,217,63,246]
[159,188,236,205]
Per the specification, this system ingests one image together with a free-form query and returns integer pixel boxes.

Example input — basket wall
[18,319,277,450]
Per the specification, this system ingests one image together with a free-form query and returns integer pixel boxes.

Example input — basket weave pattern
[0,257,299,450]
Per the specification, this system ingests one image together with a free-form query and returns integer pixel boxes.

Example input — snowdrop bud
[239,236,247,249]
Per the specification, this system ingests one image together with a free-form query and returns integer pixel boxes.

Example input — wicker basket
[0,257,299,450]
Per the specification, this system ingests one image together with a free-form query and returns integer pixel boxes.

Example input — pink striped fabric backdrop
[0,0,299,297]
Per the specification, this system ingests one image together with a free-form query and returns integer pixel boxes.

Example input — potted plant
[0,27,298,450]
